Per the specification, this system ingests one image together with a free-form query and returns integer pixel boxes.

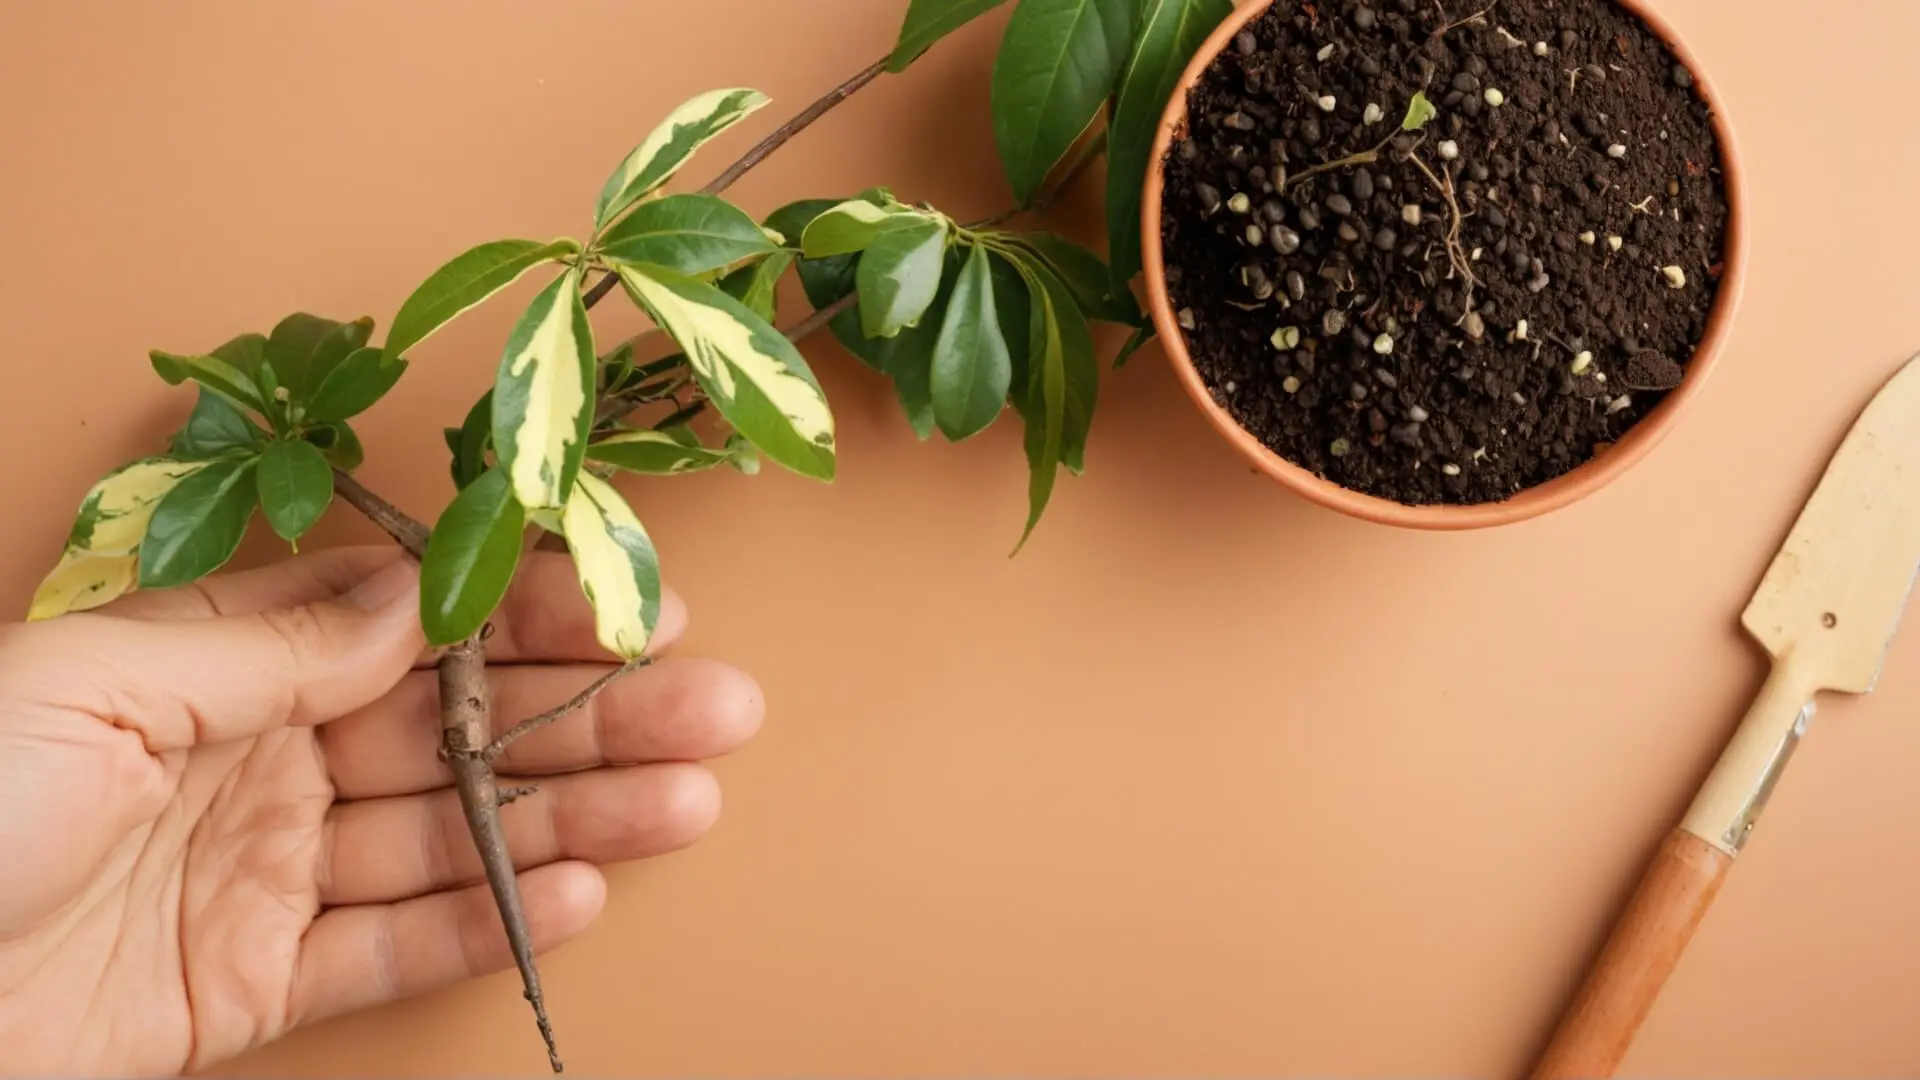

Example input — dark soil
[1158,0,1730,504]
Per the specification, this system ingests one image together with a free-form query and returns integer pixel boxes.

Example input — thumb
[28,557,425,751]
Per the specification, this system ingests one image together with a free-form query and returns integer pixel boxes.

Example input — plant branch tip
[486,655,654,760]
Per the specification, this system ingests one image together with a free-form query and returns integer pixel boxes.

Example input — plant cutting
[22,0,1247,1070]
[1144,0,1745,527]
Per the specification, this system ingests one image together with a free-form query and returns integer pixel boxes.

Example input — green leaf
[560,472,661,659]
[385,238,583,363]
[149,350,264,413]
[419,468,525,647]
[878,249,964,439]
[300,316,376,400]
[889,0,1013,72]
[720,250,794,322]
[450,391,493,490]
[1106,0,1234,287]
[306,347,407,422]
[614,262,836,482]
[595,88,769,230]
[137,456,260,588]
[210,333,267,379]
[306,421,364,472]
[858,216,950,339]
[930,244,1012,440]
[1403,90,1438,131]
[255,438,333,543]
[1043,265,1099,474]
[587,429,735,475]
[1011,261,1068,553]
[1003,249,1098,472]
[267,313,367,402]
[800,199,920,258]
[599,341,637,393]
[991,0,1135,206]
[1113,323,1155,368]
[990,251,1035,412]
[773,195,897,366]
[491,269,596,511]
[171,389,266,458]
[1010,232,1143,324]
[597,193,779,276]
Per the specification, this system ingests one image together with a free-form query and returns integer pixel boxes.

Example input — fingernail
[346,558,420,612]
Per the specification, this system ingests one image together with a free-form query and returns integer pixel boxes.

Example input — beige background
[4,0,1919,1075]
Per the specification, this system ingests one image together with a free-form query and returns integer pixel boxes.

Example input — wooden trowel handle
[1528,662,1815,1079]
[1526,829,1731,1079]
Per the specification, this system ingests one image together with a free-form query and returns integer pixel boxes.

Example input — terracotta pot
[1138,0,1748,531]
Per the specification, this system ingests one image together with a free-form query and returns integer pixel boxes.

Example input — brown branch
[583,270,621,309]
[487,655,653,760]
[331,469,429,559]
[700,58,888,197]
[439,638,561,1073]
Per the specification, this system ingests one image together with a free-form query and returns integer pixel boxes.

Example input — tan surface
[3,0,1919,1075]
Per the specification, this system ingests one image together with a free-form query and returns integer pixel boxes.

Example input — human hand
[0,545,761,1077]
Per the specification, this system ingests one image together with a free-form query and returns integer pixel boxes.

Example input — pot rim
[1138,0,1749,531]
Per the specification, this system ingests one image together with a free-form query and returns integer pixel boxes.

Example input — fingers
[290,861,606,1030]
[472,552,690,666]
[322,658,764,799]
[99,546,408,622]
[319,763,719,906]
[1,558,423,751]
[98,545,691,667]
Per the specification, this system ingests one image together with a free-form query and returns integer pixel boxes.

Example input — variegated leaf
[595,88,769,230]
[561,471,662,659]
[491,269,596,511]
[385,238,583,363]
[61,457,212,557]
[587,429,734,475]
[27,549,137,621]
[596,193,778,276]
[614,262,835,481]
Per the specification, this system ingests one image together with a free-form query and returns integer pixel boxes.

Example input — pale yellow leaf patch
[617,267,834,451]
[504,275,591,510]
[73,458,211,555]
[561,472,659,659]
[29,550,136,620]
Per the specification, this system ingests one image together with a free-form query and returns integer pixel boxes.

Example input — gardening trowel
[1528,351,1920,1079]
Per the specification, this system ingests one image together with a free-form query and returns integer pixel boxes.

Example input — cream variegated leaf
[587,429,735,475]
[561,472,662,659]
[491,269,596,511]
[595,88,769,230]
[63,457,212,557]
[27,550,138,621]
[613,262,835,481]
